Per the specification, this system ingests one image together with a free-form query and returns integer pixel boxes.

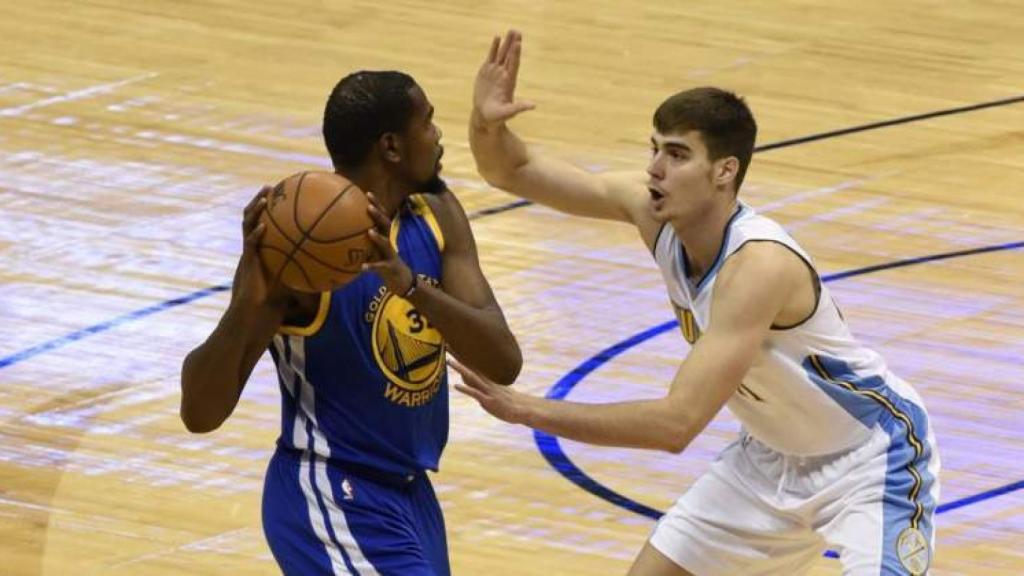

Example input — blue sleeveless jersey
[268,195,448,477]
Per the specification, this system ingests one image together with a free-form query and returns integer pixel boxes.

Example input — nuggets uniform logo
[896,527,930,575]
[367,278,446,407]
[673,304,701,344]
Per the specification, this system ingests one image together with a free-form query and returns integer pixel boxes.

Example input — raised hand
[362,191,416,296]
[473,30,536,128]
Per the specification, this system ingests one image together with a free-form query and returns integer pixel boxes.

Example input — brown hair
[653,87,757,192]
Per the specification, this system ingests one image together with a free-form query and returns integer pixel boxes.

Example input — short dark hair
[653,87,757,192]
[323,71,418,170]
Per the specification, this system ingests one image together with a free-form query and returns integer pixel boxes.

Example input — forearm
[408,282,521,385]
[180,304,278,432]
[468,111,531,191]
[519,395,695,453]
[469,112,637,222]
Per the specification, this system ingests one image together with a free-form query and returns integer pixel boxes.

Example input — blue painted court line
[0,283,230,369]
[533,240,1024,549]
[1,95,1021,554]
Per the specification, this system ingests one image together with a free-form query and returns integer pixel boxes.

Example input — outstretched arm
[452,243,806,452]
[469,30,655,233]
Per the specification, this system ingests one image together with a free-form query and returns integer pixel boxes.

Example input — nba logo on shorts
[341,477,355,501]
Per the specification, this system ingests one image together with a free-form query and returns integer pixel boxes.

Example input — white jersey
[653,203,929,456]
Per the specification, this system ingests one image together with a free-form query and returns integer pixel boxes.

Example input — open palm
[473,30,535,127]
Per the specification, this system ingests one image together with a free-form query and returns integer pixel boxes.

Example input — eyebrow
[426,105,435,121]
[651,137,692,153]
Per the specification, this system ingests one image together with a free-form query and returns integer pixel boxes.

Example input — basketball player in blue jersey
[179,71,522,575]
[455,31,940,575]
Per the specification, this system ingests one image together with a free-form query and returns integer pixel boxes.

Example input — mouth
[648,187,664,201]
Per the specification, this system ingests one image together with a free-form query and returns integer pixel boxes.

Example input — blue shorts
[262,446,449,575]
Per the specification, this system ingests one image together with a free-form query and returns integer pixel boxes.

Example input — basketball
[258,171,377,293]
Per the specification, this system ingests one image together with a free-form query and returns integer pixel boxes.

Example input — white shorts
[650,425,940,575]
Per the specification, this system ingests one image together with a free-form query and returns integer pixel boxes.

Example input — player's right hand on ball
[473,29,535,129]
[231,185,282,309]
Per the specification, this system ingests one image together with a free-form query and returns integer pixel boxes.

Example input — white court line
[0,73,158,117]
[755,174,888,214]
[107,527,256,568]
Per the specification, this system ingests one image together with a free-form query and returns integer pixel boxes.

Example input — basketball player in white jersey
[454,30,940,575]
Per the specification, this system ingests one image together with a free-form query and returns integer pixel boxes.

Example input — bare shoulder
[417,190,474,254]
[419,189,467,229]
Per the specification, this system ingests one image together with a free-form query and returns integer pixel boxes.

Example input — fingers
[366,202,391,232]
[447,358,489,391]
[364,192,395,259]
[496,29,518,67]
[243,186,271,232]
[447,357,471,378]
[365,192,393,230]
[512,101,536,116]
[365,228,396,260]
[244,185,272,217]
[243,221,266,255]
[454,383,486,403]
[486,35,499,64]
[508,32,523,88]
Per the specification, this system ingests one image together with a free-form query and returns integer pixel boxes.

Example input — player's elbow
[492,338,524,386]
[179,379,227,434]
[179,402,224,434]
[656,416,694,454]
[661,434,691,454]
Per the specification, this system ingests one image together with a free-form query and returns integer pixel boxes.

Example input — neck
[341,165,407,218]
[672,197,739,280]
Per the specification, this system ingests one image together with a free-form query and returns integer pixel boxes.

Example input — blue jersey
[268,195,448,477]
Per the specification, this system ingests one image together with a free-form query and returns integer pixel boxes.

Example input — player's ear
[714,156,739,188]
[379,132,402,164]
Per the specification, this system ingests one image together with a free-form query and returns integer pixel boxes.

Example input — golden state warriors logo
[367,278,446,407]
[896,527,930,575]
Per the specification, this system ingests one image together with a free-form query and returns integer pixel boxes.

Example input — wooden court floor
[2,1,1022,574]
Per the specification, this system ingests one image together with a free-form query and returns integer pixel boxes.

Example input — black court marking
[0,97,1021,554]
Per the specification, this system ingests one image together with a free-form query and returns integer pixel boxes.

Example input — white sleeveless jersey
[653,203,929,456]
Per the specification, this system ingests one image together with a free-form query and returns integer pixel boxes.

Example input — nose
[646,153,663,180]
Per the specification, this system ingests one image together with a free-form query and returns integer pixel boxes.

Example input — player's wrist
[400,272,419,299]
[470,108,501,132]
[511,393,536,427]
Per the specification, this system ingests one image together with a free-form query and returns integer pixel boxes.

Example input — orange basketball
[258,171,377,293]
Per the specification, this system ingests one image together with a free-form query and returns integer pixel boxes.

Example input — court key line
[533,240,1024,558]
[1,97,1022,550]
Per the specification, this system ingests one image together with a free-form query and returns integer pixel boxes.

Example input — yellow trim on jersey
[409,194,445,252]
[279,292,331,337]
[389,214,402,250]
[809,354,926,528]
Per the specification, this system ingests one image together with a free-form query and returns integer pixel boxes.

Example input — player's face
[646,130,722,224]
[402,86,446,194]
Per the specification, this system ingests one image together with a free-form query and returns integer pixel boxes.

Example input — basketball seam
[270,173,366,288]
[291,178,356,253]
